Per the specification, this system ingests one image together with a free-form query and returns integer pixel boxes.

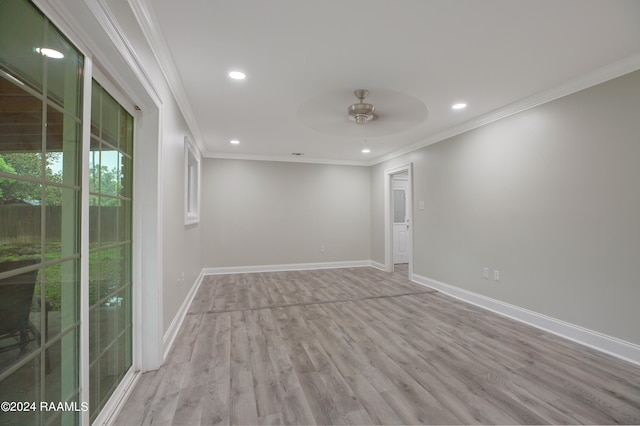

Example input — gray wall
[201,159,371,267]
[103,0,203,334]
[372,70,640,345]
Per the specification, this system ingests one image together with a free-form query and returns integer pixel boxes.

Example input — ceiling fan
[297,88,428,137]
[347,89,376,124]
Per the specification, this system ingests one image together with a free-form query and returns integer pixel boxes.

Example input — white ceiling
[137,0,640,165]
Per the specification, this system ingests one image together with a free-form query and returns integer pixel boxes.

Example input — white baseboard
[370,260,387,271]
[202,260,372,275]
[92,368,141,425]
[412,274,640,367]
[163,269,205,361]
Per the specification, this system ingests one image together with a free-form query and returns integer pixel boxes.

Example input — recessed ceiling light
[34,47,64,59]
[452,103,467,110]
[361,148,371,154]
[228,71,246,80]
[230,139,240,145]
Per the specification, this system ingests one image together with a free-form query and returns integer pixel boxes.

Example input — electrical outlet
[482,267,489,279]
[320,244,326,253]
[494,270,500,282]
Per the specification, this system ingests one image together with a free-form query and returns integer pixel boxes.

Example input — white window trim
[184,136,201,225]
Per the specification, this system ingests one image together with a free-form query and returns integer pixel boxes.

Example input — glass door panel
[88,81,133,422]
[0,1,83,425]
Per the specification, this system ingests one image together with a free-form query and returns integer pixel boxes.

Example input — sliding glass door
[0,1,133,424]
[0,1,83,424]
[88,80,133,422]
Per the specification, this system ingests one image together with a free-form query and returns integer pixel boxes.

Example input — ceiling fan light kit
[348,89,375,124]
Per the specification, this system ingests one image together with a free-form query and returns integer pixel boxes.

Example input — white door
[393,177,410,264]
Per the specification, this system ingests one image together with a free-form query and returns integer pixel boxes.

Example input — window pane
[89,362,99,421]
[45,402,80,426]
[89,137,101,193]
[98,343,120,408]
[120,327,132,375]
[0,152,43,179]
[0,178,42,265]
[43,259,80,343]
[125,114,133,156]
[45,187,79,260]
[0,0,45,92]
[89,195,100,251]
[394,189,406,223]
[0,77,43,155]
[46,25,83,117]
[118,201,131,242]
[91,80,101,136]
[0,357,40,425]
[119,108,133,155]
[100,197,120,245]
[101,91,118,147]
[99,246,123,305]
[120,153,132,198]
[47,106,81,186]
[100,146,119,197]
[44,328,79,404]
[89,306,99,362]
[0,176,41,205]
[0,260,42,372]
[89,305,130,424]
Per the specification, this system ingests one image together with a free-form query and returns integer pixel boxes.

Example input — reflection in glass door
[0,0,83,424]
[88,81,133,422]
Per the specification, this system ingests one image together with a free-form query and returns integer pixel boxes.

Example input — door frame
[392,174,410,264]
[384,163,413,276]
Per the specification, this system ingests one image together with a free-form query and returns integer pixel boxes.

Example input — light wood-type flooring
[116,266,640,425]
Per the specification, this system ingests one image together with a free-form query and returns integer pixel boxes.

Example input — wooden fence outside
[0,205,124,243]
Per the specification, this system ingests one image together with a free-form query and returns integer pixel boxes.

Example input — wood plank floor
[115,267,640,425]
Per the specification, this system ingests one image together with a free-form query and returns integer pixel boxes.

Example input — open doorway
[384,164,413,278]
[392,173,410,276]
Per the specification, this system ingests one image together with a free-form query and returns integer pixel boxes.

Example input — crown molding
[203,52,640,167]
[203,151,368,167]
[117,1,640,167]
[369,52,640,166]
[128,0,207,155]
[87,0,163,108]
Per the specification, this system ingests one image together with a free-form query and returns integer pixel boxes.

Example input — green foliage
[1,152,124,205]
[0,243,128,311]
[0,152,63,204]
[90,164,123,204]
[0,155,16,173]
[0,156,16,198]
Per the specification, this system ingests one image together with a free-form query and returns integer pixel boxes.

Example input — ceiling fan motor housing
[348,89,375,124]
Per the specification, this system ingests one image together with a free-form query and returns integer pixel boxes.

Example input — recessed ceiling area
[137,0,640,164]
